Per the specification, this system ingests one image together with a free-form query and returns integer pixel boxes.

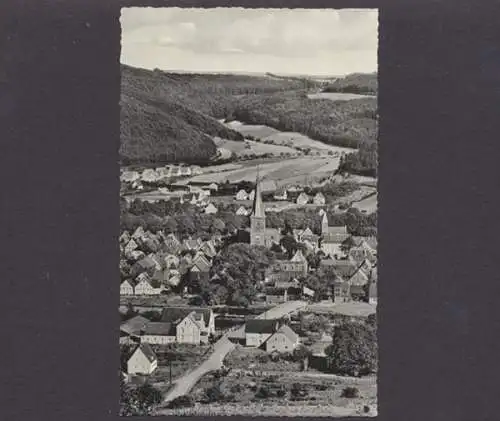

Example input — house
[141,322,176,345]
[293,227,318,244]
[167,273,181,288]
[132,226,146,240]
[161,306,216,343]
[320,214,350,258]
[248,190,255,201]
[268,250,308,283]
[208,183,219,191]
[313,192,326,206]
[200,241,217,259]
[125,250,145,263]
[120,280,134,296]
[236,189,249,201]
[318,208,326,216]
[163,254,180,269]
[266,288,288,305]
[265,325,299,353]
[204,203,218,214]
[191,165,202,175]
[273,188,288,201]
[127,343,158,375]
[148,253,164,271]
[120,171,140,183]
[134,274,161,295]
[333,279,351,303]
[141,168,159,183]
[124,239,139,254]
[189,253,211,283]
[245,319,280,347]
[164,233,182,254]
[120,315,150,340]
[132,256,158,277]
[296,192,310,205]
[131,180,144,190]
[368,280,377,304]
[120,231,131,245]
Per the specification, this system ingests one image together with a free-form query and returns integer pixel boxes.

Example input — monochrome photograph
[119,7,378,417]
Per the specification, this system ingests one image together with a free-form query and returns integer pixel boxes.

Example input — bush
[255,386,270,399]
[290,382,308,399]
[363,405,371,413]
[167,395,195,409]
[341,386,360,398]
[276,388,286,398]
[204,385,224,403]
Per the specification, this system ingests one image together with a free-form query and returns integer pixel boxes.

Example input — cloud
[120,8,378,75]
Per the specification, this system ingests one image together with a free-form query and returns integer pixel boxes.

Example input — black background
[2,1,500,420]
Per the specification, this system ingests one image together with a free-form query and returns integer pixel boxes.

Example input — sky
[120,8,378,77]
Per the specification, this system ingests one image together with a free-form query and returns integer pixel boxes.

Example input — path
[163,300,308,403]
[163,336,235,403]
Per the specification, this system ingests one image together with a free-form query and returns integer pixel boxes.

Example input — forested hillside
[322,73,378,95]
[120,65,378,165]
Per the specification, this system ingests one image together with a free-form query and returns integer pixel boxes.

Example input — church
[250,174,281,248]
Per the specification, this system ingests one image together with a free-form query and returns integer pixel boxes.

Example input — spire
[252,166,265,218]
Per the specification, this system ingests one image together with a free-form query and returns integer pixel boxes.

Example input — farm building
[245,319,280,348]
[273,188,288,201]
[140,322,176,345]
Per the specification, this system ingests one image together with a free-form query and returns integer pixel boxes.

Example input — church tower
[250,170,266,246]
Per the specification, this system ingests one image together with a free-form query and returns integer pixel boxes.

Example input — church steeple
[250,167,266,246]
[252,167,265,218]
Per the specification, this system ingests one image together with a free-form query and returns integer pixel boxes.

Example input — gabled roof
[160,306,212,326]
[120,315,150,336]
[137,256,157,270]
[143,322,176,336]
[134,343,157,363]
[274,324,299,343]
[245,318,279,334]
[290,249,307,263]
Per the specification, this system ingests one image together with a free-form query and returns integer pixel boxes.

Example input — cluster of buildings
[120,227,220,296]
[235,186,327,206]
[120,164,203,186]
[249,175,378,305]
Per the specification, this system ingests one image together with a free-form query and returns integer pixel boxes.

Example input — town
[119,169,377,417]
[119,7,378,417]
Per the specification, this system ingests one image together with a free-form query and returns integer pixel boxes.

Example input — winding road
[163,300,307,403]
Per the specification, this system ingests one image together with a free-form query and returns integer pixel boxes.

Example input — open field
[185,156,342,187]
[156,357,377,417]
[224,120,355,155]
[306,301,377,317]
[214,137,300,158]
[307,92,375,101]
[352,193,378,213]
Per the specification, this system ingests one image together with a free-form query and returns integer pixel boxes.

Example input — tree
[326,320,377,376]
[209,243,275,305]
[120,381,163,416]
[280,235,299,259]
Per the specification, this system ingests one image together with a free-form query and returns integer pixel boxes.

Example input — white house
[236,189,249,201]
[141,322,176,345]
[127,343,158,375]
[245,319,280,347]
[204,203,218,214]
[236,206,249,216]
[161,307,216,344]
[273,188,288,201]
[265,324,300,353]
[248,190,255,201]
[296,192,310,205]
[120,171,140,183]
[313,192,326,206]
[141,169,159,183]
[208,183,219,191]
[120,280,134,296]
[134,275,161,296]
